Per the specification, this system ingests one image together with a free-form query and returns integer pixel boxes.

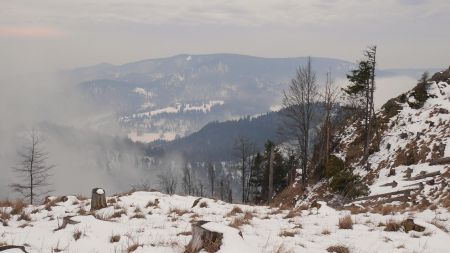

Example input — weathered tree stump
[185,221,223,253]
[90,188,107,211]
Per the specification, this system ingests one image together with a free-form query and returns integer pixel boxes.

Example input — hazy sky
[1,0,449,74]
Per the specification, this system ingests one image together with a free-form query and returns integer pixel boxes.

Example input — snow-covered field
[1,191,449,253]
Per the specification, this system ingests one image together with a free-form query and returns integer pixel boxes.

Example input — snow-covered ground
[1,191,449,253]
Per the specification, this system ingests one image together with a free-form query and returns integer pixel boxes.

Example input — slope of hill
[0,191,448,253]
[278,67,450,210]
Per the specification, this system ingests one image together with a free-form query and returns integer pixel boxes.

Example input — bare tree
[207,162,215,198]
[181,165,193,195]
[321,72,341,165]
[282,57,318,185]
[233,135,255,203]
[157,171,177,194]
[10,130,54,204]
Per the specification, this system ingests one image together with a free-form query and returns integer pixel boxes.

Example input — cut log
[407,171,440,181]
[185,221,223,253]
[0,245,29,252]
[90,187,107,211]
[191,198,202,208]
[429,157,450,165]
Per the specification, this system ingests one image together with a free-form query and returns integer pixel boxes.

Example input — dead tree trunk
[185,221,223,253]
[90,188,106,211]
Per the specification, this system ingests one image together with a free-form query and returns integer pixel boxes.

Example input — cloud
[0,26,65,38]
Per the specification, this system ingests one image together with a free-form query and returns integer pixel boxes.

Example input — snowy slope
[1,191,449,253]
[333,67,450,205]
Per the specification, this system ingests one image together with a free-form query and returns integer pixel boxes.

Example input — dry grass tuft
[77,208,87,216]
[127,242,142,252]
[73,229,83,241]
[10,200,26,215]
[169,208,189,216]
[284,209,300,219]
[146,200,159,208]
[243,211,254,221]
[430,219,449,232]
[338,215,353,230]
[228,206,243,216]
[279,230,297,237]
[199,201,208,208]
[130,213,146,219]
[0,200,13,207]
[110,234,121,243]
[321,228,331,235]
[384,220,401,232]
[327,245,350,253]
[17,211,31,222]
[111,209,127,219]
[229,217,249,228]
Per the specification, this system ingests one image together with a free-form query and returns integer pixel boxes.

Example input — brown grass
[384,220,401,232]
[338,215,353,229]
[0,200,13,207]
[110,234,121,243]
[127,242,142,252]
[243,211,254,221]
[107,198,117,204]
[10,200,26,215]
[321,228,331,235]
[228,206,243,216]
[327,245,350,253]
[77,208,87,216]
[279,230,297,237]
[111,209,127,219]
[17,211,31,222]
[199,201,208,208]
[284,209,300,219]
[169,208,189,216]
[130,213,146,219]
[0,210,11,221]
[229,217,249,228]
[73,229,82,241]
[146,200,158,208]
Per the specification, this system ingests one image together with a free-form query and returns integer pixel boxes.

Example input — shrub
[330,169,368,198]
[229,206,243,215]
[338,215,353,229]
[73,229,82,241]
[17,212,31,222]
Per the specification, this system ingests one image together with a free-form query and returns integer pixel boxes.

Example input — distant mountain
[67,54,434,143]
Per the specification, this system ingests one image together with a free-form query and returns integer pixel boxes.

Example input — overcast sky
[1,0,449,74]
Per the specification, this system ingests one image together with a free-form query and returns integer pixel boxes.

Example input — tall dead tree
[344,46,377,169]
[158,171,177,195]
[282,57,318,185]
[267,146,274,201]
[10,130,54,204]
[233,135,255,203]
[322,72,340,165]
[182,165,194,195]
[207,162,215,198]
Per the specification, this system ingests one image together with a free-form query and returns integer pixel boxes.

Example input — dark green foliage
[324,155,346,179]
[324,155,368,198]
[408,72,429,109]
[343,60,372,96]
[382,98,402,119]
[329,170,368,198]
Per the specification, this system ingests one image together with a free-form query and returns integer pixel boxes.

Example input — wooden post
[90,188,107,211]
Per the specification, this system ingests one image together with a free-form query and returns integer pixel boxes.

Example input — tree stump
[185,221,223,253]
[90,188,107,211]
